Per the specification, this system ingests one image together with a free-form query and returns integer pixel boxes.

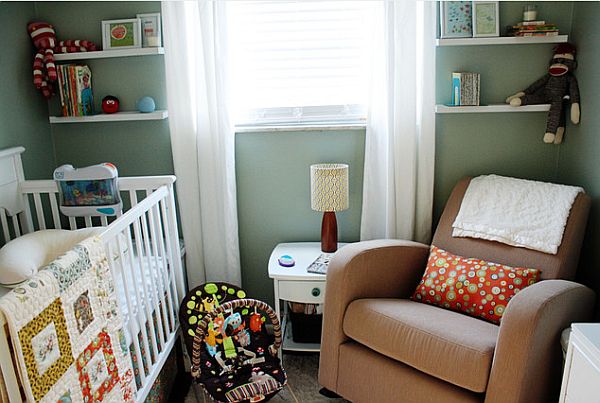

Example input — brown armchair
[318,178,595,403]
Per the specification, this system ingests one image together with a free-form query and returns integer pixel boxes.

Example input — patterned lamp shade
[310,164,349,212]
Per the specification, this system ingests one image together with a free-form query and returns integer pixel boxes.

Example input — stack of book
[56,64,95,117]
[507,21,559,37]
[452,72,480,106]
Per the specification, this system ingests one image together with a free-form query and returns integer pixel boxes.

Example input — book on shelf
[452,72,480,107]
[507,23,559,37]
[56,64,94,117]
[514,31,559,37]
[517,20,546,26]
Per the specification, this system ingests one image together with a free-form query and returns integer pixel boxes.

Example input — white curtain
[162,1,241,287]
[360,0,436,244]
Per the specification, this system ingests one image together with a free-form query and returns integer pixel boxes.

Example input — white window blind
[227,1,381,126]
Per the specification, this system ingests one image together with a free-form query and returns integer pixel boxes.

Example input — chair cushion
[343,298,499,393]
[411,245,541,324]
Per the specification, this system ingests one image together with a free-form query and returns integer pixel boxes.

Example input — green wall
[236,130,365,303]
[433,2,574,221]
[558,2,600,315]
[4,1,597,310]
[35,1,173,176]
[0,2,55,179]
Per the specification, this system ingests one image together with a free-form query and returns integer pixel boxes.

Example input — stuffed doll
[505,43,580,144]
[27,21,98,99]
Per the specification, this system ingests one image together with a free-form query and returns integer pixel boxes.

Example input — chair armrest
[485,280,595,403]
[318,239,429,391]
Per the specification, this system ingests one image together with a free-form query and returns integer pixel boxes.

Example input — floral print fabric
[411,245,541,324]
[0,237,136,402]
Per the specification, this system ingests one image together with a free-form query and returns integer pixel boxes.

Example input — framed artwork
[102,19,141,50]
[440,1,473,39]
[136,13,162,47]
[473,1,500,37]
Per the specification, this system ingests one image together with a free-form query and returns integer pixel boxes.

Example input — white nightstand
[560,323,600,403]
[268,242,345,353]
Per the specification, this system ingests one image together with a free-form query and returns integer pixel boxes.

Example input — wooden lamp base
[321,211,338,253]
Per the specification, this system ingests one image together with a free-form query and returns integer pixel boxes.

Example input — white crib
[0,147,187,402]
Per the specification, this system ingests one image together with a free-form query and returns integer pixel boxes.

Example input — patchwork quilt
[0,237,136,402]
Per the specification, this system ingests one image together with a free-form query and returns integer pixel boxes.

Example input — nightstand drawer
[278,280,326,304]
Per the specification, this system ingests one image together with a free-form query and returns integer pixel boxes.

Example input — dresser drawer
[277,280,326,304]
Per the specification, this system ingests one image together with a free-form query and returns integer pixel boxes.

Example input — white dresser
[560,323,600,403]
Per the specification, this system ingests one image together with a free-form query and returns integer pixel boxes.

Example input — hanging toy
[222,336,237,359]
[249,308,263,333]
[505,43,580,144]
[223,313,245,337]
[205,322,223,357]
[27,21,98,99]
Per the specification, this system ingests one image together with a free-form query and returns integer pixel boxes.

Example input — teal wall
[433,2,574,221]
[0,2,55,179]
[35,1,173,176]
[558,2,600,315]
[236,130,365,303]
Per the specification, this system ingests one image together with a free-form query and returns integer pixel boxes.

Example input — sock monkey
[506,43,580,144]
[28,22,98,99]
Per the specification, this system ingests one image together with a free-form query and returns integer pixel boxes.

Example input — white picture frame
[473,1,500,38]
[101,18,142,50]
[136,13,162,47]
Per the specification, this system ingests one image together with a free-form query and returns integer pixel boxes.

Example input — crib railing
[0,176,179,242]
[101,183,186,399]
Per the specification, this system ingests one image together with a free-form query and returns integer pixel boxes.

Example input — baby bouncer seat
[180,283,287,402]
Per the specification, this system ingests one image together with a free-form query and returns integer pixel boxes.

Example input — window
[227,1,381,126]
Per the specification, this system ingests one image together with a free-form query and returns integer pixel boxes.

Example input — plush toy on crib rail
[27,21,98,99]
[505,43,580,145]
[53,163,122,217]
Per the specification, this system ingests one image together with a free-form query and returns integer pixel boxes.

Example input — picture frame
[101,18,142,50]
[473,1,500,37]
[136,12,162,47]
[440,1,473,39]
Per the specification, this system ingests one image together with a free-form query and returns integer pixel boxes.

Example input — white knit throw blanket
[452,175,582,254]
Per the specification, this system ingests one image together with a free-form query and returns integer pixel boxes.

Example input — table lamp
[310,163,349,253]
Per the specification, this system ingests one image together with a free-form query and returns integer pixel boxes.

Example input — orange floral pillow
[411,245,541,324]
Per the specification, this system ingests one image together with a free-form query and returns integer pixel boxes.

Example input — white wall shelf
[435,104,551,114]
[54,47,164,61]
[49,110,168,123]
[436,35,568,47]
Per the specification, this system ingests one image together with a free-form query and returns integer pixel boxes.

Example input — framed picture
[440,1,473,39]
[136,13,162,47]
[473,1,500,37]
[102,19,141,50]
